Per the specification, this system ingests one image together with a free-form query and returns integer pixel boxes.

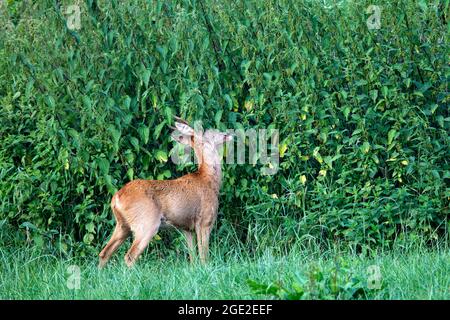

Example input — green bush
[0,0,448,254]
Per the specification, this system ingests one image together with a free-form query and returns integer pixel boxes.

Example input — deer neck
[195,150,222,192]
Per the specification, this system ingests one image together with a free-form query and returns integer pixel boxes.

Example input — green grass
[0,245,448,299]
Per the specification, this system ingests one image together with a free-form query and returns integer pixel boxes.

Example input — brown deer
[98,118,233,267]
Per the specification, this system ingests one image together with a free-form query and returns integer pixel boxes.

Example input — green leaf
[164,106,173,122]
[97,158,110,175]
[127,168,134,180]
[313,147,323,164]
[224,94,233,109]
[157,170,171,180]
[20,222,38,231]
[45,95,56,109]
[343,106,351,119]
[214,109,223,127]
[138,125,150,144]
[208,83,214,96]
[130,137,140,152]
[12,91,21,100]
[123,96,131,110]
[142,69,151,88]
[83,233,94,245]
[82,95,92,109]
[108,125,121,152]
[155,150,168,163]
[387,129,397,145]
[86,222,95,233]
[361,142,371,154]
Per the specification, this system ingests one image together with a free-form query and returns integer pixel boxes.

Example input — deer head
[171,118,233,177]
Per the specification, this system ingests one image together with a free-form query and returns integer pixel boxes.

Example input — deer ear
[171,132,193,146]
[175,122,194,136]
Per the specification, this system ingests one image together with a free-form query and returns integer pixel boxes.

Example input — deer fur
[98,118,233,267]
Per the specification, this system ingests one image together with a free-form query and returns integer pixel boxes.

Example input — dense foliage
[0,0,448,255]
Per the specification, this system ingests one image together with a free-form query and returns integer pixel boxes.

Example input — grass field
[1,244,448,300]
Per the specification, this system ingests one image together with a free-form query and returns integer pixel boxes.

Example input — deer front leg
[195,224,212,264]
[183,230,196,263]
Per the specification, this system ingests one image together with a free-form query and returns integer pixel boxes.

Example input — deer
[98,117,233,268]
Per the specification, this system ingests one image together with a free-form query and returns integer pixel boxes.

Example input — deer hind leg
[99,223,130,268]
[124,200,162,267]
[99,206,130,268]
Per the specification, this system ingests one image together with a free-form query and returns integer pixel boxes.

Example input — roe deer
[98,118,233,267]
